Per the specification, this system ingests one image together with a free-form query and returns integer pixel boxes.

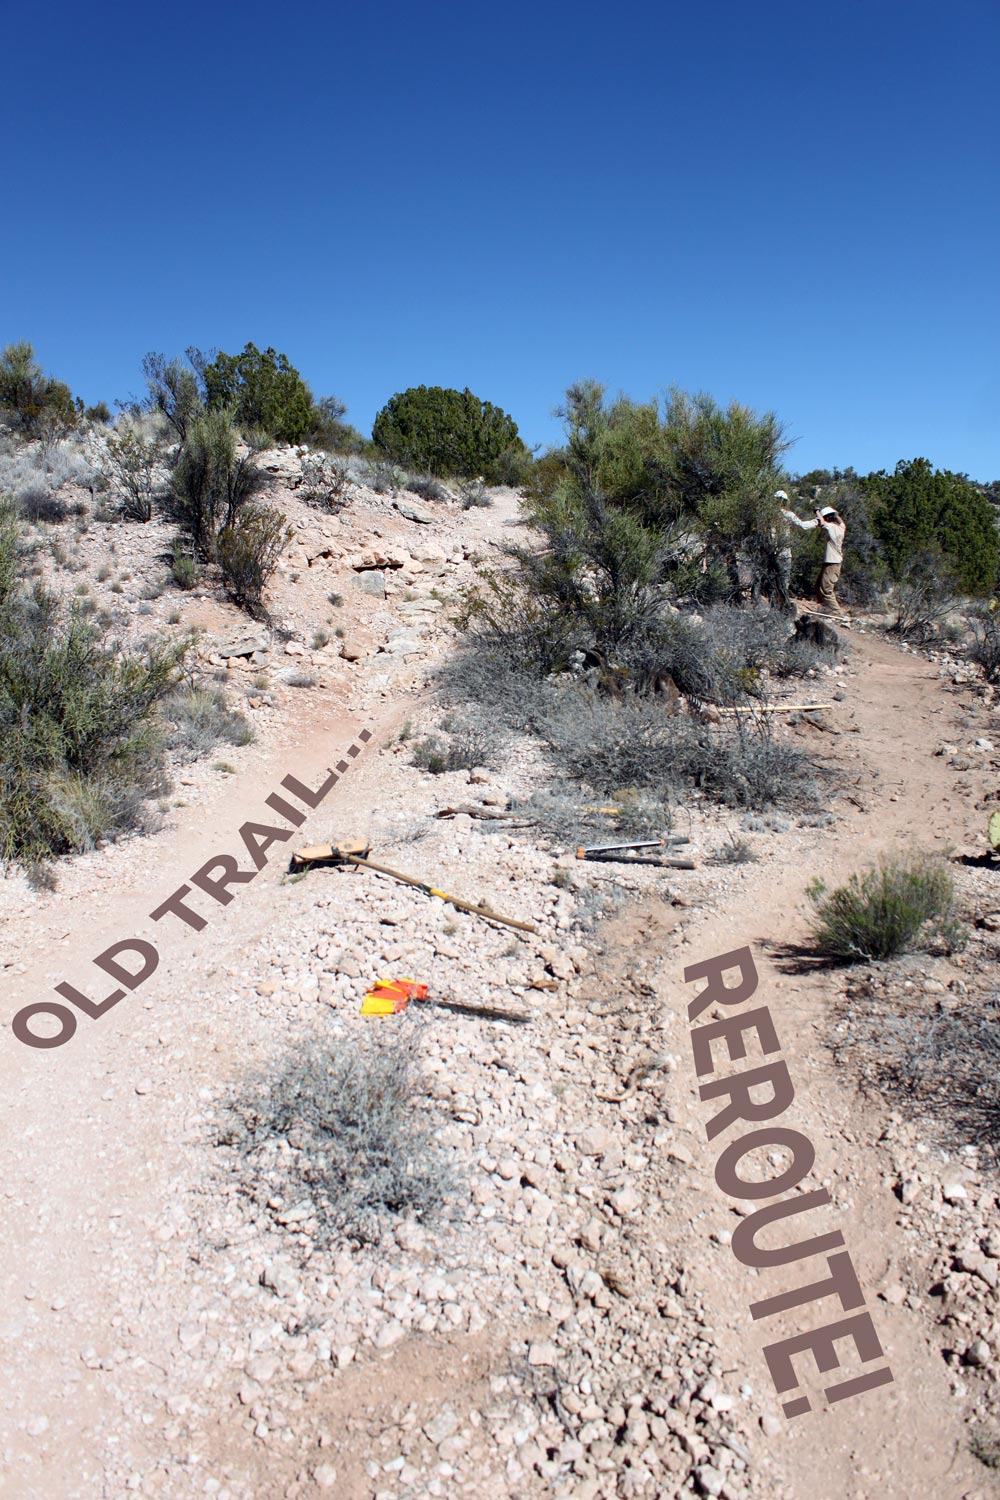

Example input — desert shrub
[170,410,264,557]
[715,712,817,808]
[709,832,758,865]
[0,342,79,436]
[451,570,577,680]
[445,724,494,769]
[618,611,754,704]
[305,394,365,453]
[203,342,312,445]
[140,351,205,442]
[410,735,449,774]
[698,603,791,677]
[888,548,960,643]
[776,634,837,678]
[454,569,763,708]
[0,437,94,520]
[364,459,406,494]
[808,855,963,962]
[535,691,681,795]
[0,505,183,872]
[298,453,350,512]
[969,605,1000,683]
[533,381,792,599]
[460,477,492,509]
[406,473,449,502]
[101,424,157,522]
[372,385,527,481]
[411,722,494,774]
[85,401,112,425]
[862,458,999,595]
[523,449,570,507]
[44,769,155,853]
[489,441,536,489]
[500,382,794,682]
[19,488,70,523]
[533,688,815,810]
[218,1025,456,1247]
[698,604,839,679]
[162,684,254,758]
[437,649,551,739]
[217,502,291,616]
[0,500,19,606]
[171,544,199,590]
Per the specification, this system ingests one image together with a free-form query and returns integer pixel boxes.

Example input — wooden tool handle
[345,856,537,934]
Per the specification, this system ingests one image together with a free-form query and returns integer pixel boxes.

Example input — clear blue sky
[2,0,997,479]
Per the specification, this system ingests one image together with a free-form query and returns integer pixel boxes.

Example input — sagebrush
[162,685,254,759]
[218,1026,456,1247]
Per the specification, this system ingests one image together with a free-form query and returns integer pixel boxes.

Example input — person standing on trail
[780,501,847,612]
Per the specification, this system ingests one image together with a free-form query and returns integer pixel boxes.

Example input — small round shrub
[807,854,963,961]
[171,545,199,590]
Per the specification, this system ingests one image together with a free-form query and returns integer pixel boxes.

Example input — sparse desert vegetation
[1,336,1000,1500]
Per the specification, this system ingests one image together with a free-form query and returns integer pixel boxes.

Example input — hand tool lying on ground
[290,841,537,933]
[576,839,696,869]
[360,976,532,1024]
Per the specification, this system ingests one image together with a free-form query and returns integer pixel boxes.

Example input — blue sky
[2,0,997,478]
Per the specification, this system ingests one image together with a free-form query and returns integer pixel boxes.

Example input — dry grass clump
[831,976,1000,1160]
[161,684,254,758]
[218,1026,457,1247]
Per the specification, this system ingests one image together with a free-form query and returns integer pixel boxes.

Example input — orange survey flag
[360,977,428,1017]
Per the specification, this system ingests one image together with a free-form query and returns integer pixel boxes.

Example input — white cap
[819,506,837,518]
[774,490,789,501]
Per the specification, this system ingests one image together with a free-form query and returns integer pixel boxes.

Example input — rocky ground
[3,434,1000,1499]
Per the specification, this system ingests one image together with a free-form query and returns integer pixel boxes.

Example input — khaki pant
[817,562,842,610]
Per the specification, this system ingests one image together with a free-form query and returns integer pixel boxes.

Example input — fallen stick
[436,804,534,822]
[716,703,833,715]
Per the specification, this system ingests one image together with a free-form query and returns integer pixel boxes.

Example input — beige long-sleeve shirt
[782,510,846,564]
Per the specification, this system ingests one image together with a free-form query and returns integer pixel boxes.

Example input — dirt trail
[0,690,403,1499]
[645,628,992,1498]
